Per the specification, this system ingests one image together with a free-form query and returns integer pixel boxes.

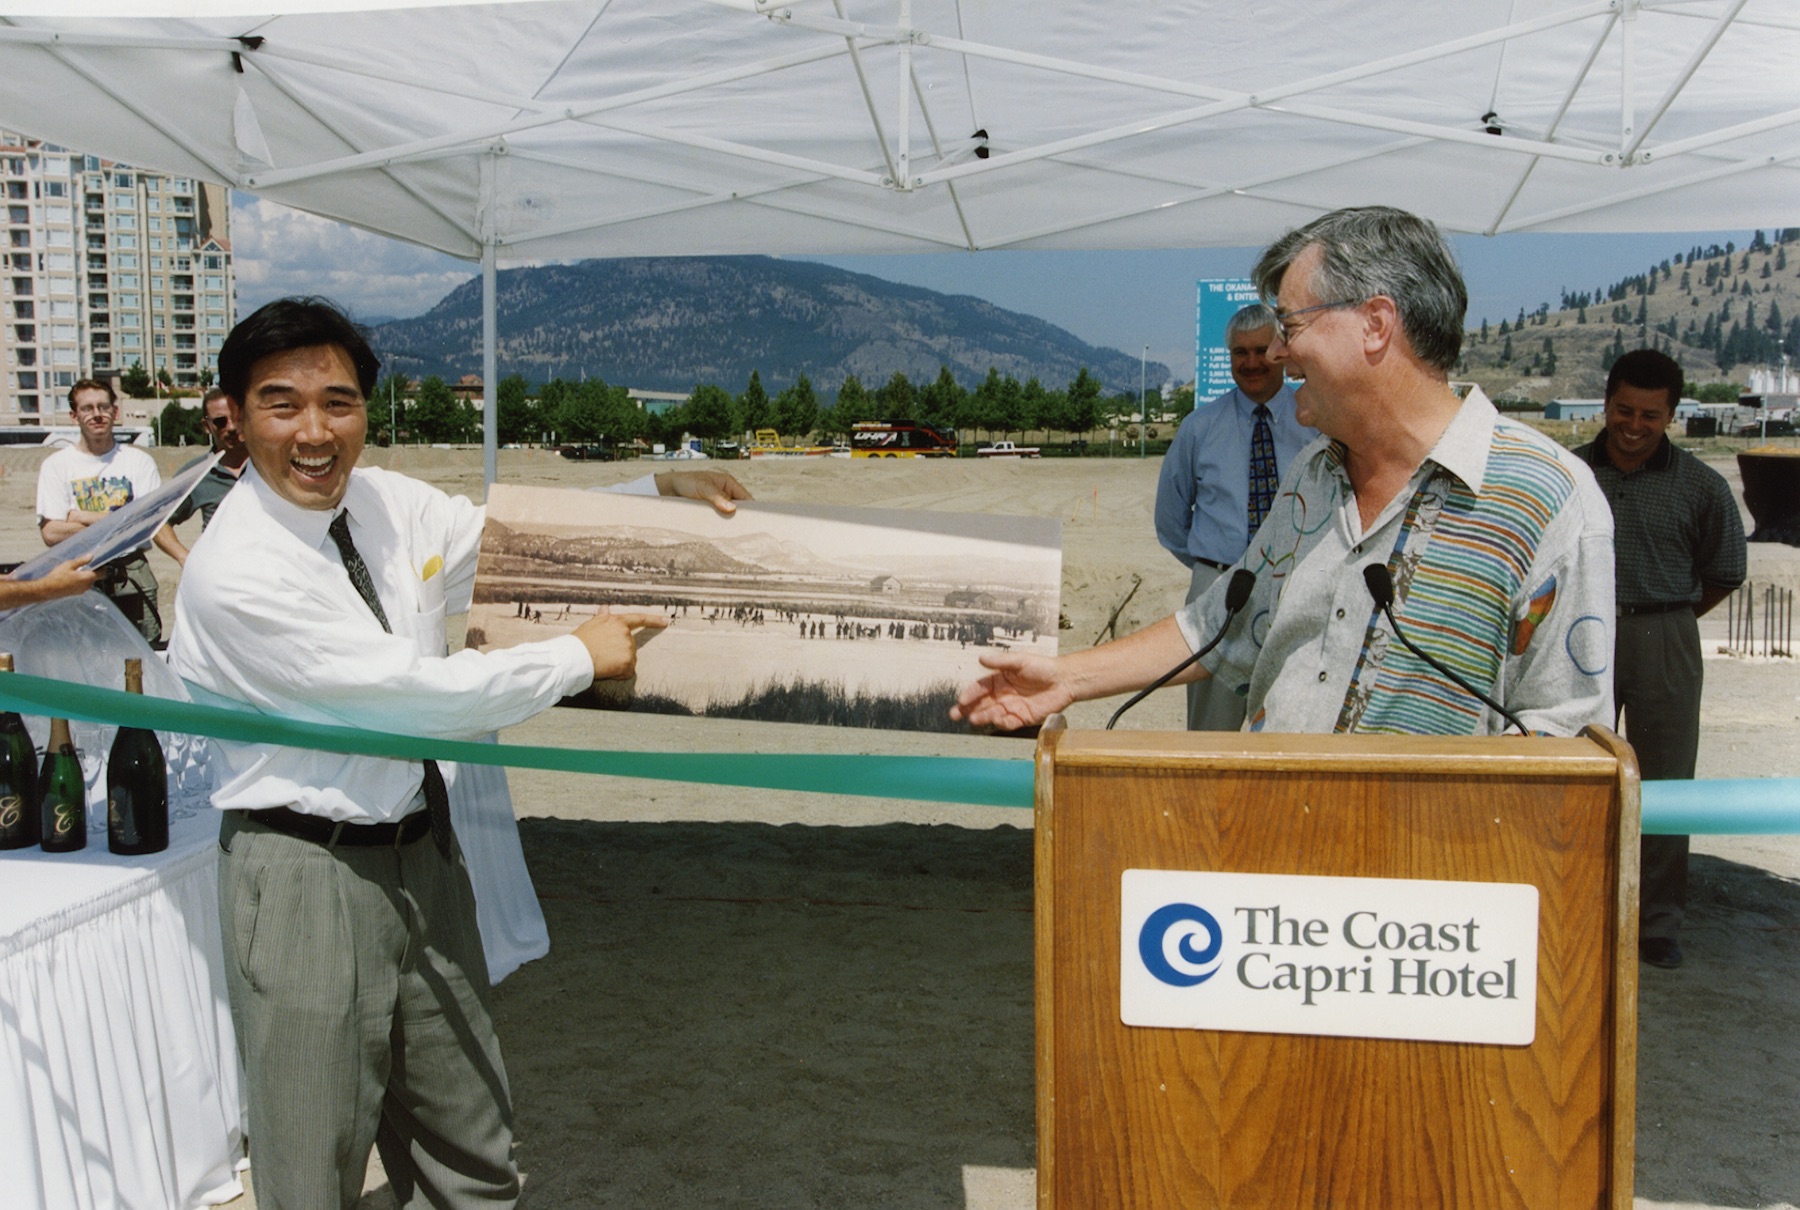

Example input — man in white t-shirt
[36,378,187,644]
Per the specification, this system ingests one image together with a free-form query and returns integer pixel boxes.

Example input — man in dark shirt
[1574,349,1746,969]
[169,387,249,533]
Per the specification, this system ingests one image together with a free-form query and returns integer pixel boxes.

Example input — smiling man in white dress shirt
[170,297,748,1209]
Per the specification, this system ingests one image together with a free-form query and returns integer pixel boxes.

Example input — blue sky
[233,194,1750,385]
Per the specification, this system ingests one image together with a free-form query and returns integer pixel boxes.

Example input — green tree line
[367,364,1179,448]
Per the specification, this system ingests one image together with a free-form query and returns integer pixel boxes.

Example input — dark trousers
[1614,610,1702,942]
[218,811,518,1209]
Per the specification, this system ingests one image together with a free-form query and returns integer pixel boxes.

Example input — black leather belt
[1618,601,1695,617]
[1193,557,1231,572]
[247,805,432,848]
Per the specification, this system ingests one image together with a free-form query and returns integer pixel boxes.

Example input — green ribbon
[3,672,1796,833]
[0,672,1035,808]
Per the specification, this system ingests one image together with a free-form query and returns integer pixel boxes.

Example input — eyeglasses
[206,415,232,428]
[1273,300,1362,342]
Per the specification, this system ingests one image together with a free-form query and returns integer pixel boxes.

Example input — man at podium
[955,206,1615,739]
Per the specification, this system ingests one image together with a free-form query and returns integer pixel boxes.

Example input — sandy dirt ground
[6,440,1798,1209]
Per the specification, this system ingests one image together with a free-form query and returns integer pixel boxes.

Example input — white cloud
[230,195,474,320]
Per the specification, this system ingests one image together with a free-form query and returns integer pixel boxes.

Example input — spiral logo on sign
[1138,903,1224,987]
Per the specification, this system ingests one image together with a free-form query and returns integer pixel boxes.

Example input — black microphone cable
[1361,564,1529,736]
[1106,569,1256,730]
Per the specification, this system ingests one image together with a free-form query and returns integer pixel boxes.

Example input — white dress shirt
[169,464,654,823]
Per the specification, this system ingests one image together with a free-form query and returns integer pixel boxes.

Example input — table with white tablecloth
[1,804,244,1210]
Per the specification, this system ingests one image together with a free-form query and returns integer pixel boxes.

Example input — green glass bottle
[107,658,168,855]
[0,653,38,849]
[38,715,86,853]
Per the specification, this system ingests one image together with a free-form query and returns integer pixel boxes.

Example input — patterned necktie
[1247,403,1279,541]
[327,510,454,858]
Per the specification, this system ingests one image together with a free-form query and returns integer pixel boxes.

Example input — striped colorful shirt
[1176,393,1615,737]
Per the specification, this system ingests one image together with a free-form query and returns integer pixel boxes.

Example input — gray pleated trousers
[218,811,519,1210]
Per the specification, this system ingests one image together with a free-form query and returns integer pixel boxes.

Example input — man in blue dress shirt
[1154,303,1317,728]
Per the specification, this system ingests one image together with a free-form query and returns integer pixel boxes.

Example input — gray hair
[1225,303,1277,340]
[1251,206,1466,373]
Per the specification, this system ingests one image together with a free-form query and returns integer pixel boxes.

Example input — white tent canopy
[5,0,1800,477]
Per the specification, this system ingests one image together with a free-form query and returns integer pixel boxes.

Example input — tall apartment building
[2,130,235,427]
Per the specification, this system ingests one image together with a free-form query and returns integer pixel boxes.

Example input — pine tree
[738,369,771,432]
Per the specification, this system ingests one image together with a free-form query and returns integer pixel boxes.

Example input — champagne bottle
[0,653,38,849]
[38,716,86,853]
[107,658,168,856]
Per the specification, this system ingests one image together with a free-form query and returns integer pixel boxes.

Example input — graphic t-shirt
[36,443,163,549]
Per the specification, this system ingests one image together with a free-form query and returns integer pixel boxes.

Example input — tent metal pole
[917,2,1611,105]
[481,153,499,489]
[1496,146,1800,232]
[244,41,856,190]
[838,11,901,186]
[1625,0,1748,159]
[990,137,1431,249]
[1619,2,1639,158]
[247,55,480,245]
[497,148,970,250]
[906,65,977,249]
[33,39,244,187]
[1641,106,1800,160]
[920,92,1607,191]
[483,241,498,488]
[895,0,912,189]
[0,28,242,52]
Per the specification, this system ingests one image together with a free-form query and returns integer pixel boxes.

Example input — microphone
[1106,569,1256,730]
[1361,565,1529,736]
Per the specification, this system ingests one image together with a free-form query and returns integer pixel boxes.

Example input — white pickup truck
[977,440,1041,458]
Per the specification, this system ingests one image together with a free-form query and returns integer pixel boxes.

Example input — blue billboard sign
[1195,278,1262,401]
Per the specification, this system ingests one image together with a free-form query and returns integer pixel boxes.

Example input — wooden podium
[1034,724,1640,1209]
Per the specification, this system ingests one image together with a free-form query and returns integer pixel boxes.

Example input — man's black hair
[1605,348,1684,411]
[218,296,381,402]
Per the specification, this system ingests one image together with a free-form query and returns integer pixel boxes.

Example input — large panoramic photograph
[469,484,1062,734]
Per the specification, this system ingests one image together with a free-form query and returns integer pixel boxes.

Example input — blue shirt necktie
[1248,403,1279,542]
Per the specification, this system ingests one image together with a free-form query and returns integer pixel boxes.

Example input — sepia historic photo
[469,484,1061,734]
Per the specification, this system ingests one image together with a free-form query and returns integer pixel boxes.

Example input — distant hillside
[368,256,1166,396]
[1458,229,1800,403]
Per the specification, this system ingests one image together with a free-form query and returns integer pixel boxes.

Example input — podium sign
[1034,727,1639,1209]
[1120,869,1540,1045]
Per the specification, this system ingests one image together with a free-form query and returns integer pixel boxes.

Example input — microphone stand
[1361,565,1529,736]
[1106,569,1256,730]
